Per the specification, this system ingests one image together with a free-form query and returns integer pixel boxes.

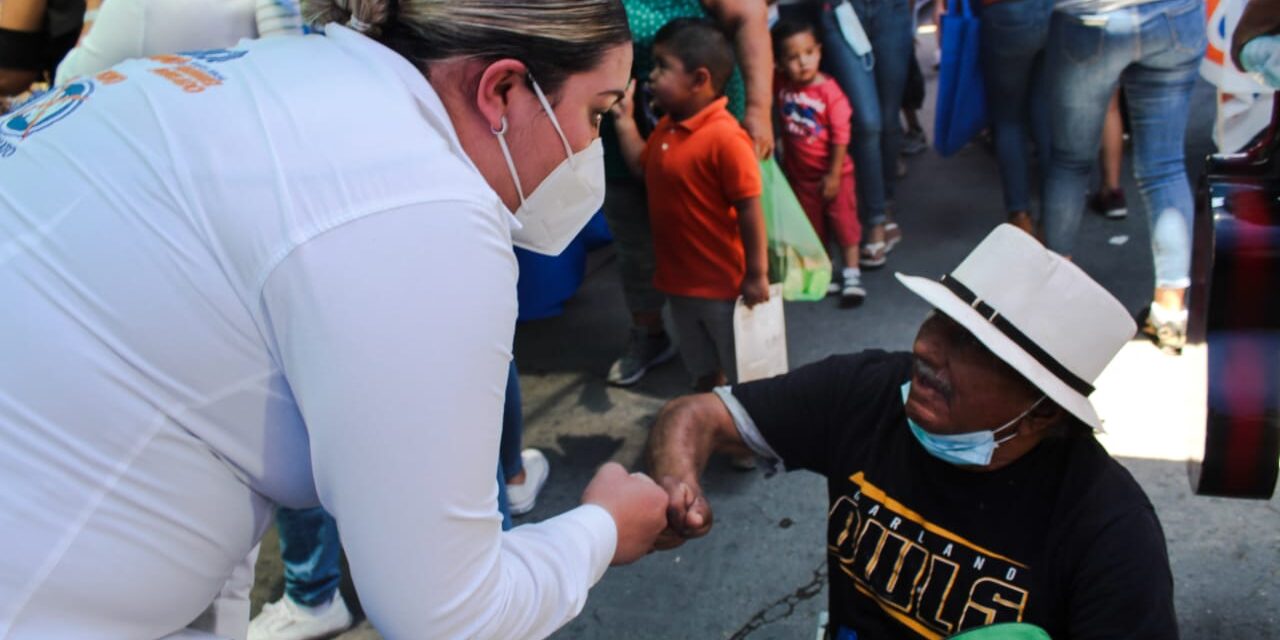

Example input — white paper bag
[734,284,788,383]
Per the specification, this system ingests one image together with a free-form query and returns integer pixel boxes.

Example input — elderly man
[647,225,1178,638]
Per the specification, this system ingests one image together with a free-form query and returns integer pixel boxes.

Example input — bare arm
[821,142,849,201]
[0,0,46,95]
[609,81,646,178]
[704,0,775,159]
[735,195,770,306]
[646,394,754,546]
[0,68,38,96]
[0,0,46,31]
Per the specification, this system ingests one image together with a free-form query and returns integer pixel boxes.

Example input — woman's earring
[490,116,509,136]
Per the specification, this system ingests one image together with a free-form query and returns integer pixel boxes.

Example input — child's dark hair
[653,18,736,95]
[770,19,818,59]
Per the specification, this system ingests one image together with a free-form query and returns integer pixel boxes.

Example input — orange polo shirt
[642,97,763,301]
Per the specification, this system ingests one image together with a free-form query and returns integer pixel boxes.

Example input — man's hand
[653,476,714,550]
[741,273,771,308]
[582,462,668,565]
[821,173,841,202]
[743,108,774,159]
[644,393,753,552]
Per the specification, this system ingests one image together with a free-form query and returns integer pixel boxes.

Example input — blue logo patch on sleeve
[0,80,95,158]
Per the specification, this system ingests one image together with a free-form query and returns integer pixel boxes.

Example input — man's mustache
[912,358,954,403]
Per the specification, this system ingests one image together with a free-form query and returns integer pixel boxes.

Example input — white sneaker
[840,272,867,308]
[507,449,550,516]
[248,592,353,640]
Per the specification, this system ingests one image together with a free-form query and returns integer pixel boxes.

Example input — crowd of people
[1,0,1278,638]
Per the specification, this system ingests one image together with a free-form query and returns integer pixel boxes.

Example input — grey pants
[669,295,737,384]
[603,178,666,317]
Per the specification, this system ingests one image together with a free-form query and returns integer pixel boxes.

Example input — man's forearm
[647,395,750,482]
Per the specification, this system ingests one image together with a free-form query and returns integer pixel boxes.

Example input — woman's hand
[582,462,669,565]
[653,476,715,550]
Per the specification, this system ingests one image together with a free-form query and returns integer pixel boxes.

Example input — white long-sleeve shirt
[0,25,616,640]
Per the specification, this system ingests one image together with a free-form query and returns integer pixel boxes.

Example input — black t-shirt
[731,350,1178,639]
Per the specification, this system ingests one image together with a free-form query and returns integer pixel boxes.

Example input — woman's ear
[475,59,530,132]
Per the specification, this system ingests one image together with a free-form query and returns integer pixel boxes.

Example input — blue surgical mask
[900,382,1042,467]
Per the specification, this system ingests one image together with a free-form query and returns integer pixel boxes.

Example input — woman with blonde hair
[0,1,668,638]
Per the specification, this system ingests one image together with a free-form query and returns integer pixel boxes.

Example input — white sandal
[884,222,902,253]
[860,241,887,269]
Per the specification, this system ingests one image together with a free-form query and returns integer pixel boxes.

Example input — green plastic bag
[759,157,832,301]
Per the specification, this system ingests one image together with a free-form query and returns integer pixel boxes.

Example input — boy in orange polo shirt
[611,17,769,392]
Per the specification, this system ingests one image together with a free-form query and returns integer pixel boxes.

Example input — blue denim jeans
[817,0,915,227]
[496,359,524,531]
[277,506,342,607]
[1042,0,1206,287]
[979,0,1054,215]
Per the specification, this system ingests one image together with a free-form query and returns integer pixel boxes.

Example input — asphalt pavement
[249,41,1280,640]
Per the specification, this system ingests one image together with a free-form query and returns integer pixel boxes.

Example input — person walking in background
[1040,0,1207,354]
[602,0,773,388]
[900,43,928,157]
[772,19,866,307]
[249,508,352,640]
[612,18,770,393]
[976,0,1053,236]
[499,363,552,521]
[1087,89,1129,220]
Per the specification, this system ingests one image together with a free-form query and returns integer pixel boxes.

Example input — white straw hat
[895,225,1136,430]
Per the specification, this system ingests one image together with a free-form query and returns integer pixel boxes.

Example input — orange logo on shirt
[95,70,126,85]
[149,65,222,93]
[144,50,246,94]
[149,54,192,65]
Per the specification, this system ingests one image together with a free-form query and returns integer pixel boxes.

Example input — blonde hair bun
[301,0,390,36]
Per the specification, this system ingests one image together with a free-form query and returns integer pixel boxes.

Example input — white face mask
[493,75,606,256]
